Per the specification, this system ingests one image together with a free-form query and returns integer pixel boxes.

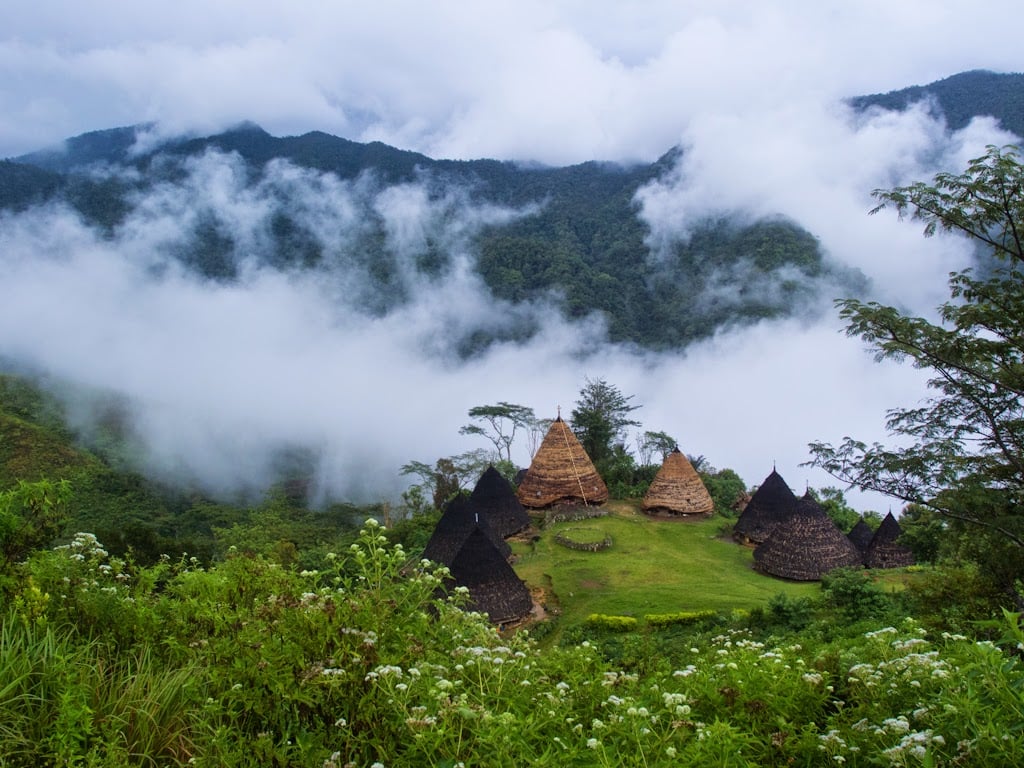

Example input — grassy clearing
[511,504,819,630]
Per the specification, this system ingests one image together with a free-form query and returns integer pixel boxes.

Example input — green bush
[820,567,893,623]
[585,613,639,632]
[644,610,718,627]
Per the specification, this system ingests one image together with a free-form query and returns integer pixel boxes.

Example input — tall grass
[0,613,198,766]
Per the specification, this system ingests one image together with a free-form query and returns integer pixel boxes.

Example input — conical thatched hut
[847,518,875,559]
[446,526,534,625]
[517,416,608,509]
[865,512,915,569]
[753,495,863,581]
[641,448,714,516]
[733,469,797,545]
[470,466,531,538]
[422,495,511,566]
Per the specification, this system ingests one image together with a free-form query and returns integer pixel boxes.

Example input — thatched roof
[847,518,875,556]
[447,526,534,625]
[753,496,863,581]
[641,448,714,516]
[865,512,915,569]
[732,469,797,544]
[469,466,531,538]
[516,416,608,509]
[422,495,511,566]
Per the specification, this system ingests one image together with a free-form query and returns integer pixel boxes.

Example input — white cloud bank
[1,1,1023,511]
[2,1,1022,164]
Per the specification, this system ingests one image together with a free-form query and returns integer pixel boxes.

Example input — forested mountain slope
[1,134,845,353]
[849,69,1024,138]
[2,71,1021,353]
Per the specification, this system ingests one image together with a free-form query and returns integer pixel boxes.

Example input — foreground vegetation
[2,515,1023,767]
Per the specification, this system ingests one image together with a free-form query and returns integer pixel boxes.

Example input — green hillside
[0,374,370,564]
[512,505,819,636]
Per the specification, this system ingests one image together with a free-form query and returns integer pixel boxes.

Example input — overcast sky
[3,0,1022,164]
[2,2,1023,511]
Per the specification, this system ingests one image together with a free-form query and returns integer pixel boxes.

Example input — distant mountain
[849,69,1024,139]
[2,70,1021,353]
[2,123,851,352]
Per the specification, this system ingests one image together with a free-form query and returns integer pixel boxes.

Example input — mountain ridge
[2,70,1021,353]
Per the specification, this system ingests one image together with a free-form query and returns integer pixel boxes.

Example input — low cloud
[0,131,969,516]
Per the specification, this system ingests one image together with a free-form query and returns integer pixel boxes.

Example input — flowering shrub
[3,522,1024,766]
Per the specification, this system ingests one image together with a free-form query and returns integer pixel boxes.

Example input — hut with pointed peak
[469,466,531,538]
[422,495,510,566]
[517,416,608,509]
[420,496,532,625]
[642,448,714,516]
[445,526,534,625]
[865,512,915,569]
[847,518,875,560]
[733,468,798,545]
[753,495,864,581]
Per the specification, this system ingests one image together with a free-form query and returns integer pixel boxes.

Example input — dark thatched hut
[753,495,864,581]
[865,512,915,569]
[446,526,534,625]
[733,469,797,545]
[847,518,875,559]
[469,466,531,538]
[641,448,714,516]
[420,496,532,625]
[517,416,608,509]
[422,495,510,566]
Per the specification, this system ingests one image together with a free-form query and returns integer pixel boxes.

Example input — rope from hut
[558,418,589,506]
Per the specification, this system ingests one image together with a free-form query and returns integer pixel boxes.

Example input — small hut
[733,469,797,545]
[753,495,863,581]
[865,512,915,569]
[420,496,532,625]
[469,466,531,538]
[641,448,714,516]
[422,495,511,565]
[517,416,608,509]
[446,526,534,625]
[847,518,875,560]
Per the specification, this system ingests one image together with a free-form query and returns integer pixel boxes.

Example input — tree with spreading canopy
[635,430,678,466]
[400,449,492,510]
[459,402,536,463]
[807,144,1024,605]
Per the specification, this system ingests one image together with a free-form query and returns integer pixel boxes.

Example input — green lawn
[511,504,820,629]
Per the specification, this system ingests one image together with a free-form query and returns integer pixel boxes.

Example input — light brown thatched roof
[733,469,797,544]
[641,448,714,516]
[469,466,531,538]
[516,416,608,509]
[865,512,915,569]
[753,495,863,581]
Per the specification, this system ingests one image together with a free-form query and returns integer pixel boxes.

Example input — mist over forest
[1,70,1022,509]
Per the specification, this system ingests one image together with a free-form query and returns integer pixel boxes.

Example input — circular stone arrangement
[554,527,613,552]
